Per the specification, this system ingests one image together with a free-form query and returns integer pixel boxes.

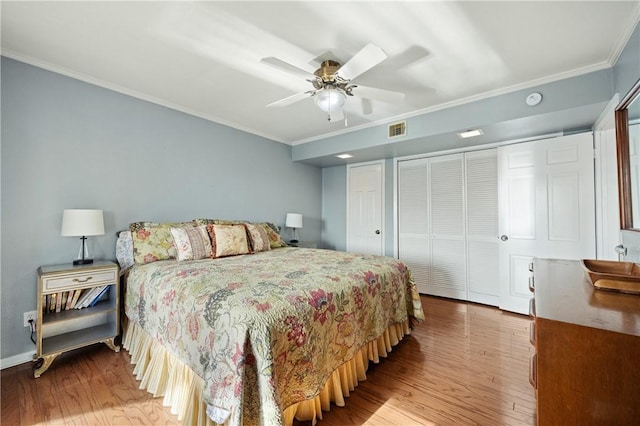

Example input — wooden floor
[1,296,536,425]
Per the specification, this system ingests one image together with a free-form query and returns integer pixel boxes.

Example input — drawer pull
[529,298,536,318]
[529,353,537,389]
[528,276,535,292]
[529,321,536,346]
[528,262,534,272]
[72,276,93,283]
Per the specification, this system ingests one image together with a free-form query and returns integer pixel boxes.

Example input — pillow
[206,224,250,258]
[254,222,288,249]
[115,230,134,271]
[130,221,195,264]
[245,223,271,253]
[170,225,213,261]
[194,218,244,226]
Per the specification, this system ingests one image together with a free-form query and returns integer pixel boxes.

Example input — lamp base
[290,239,299,244]
[73,258,94,266]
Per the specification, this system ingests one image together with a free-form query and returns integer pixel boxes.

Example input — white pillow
[115,230,134,271]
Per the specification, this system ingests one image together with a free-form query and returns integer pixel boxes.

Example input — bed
[117,221,424,426]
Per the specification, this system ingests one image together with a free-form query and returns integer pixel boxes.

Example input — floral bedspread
[125,247,424,426]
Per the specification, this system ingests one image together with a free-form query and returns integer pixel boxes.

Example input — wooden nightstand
[289,241,317,248]
[34,260,120,378]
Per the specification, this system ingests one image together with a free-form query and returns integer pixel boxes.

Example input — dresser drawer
[42,268,117,292]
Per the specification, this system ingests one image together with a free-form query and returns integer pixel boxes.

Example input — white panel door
[498,133,596,314]
[429,154,466,300]
[594,126,621,260]
[347,162,383,255]
[465,149,499,306]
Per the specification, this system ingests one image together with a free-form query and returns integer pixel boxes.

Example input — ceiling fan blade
[337,43,387,81]
[328,109,345,122]
[266,91,311,108]
[354,85,406,104]
[260,57,316,78]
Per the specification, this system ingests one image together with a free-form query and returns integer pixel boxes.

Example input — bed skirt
[122,318,411,426]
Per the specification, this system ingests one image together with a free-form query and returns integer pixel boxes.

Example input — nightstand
[289,241,317,248]
[34,260,120,378]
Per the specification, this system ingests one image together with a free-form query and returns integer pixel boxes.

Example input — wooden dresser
[530,258,640,425]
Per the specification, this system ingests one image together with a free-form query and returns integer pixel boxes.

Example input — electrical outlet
[23,310,37,328]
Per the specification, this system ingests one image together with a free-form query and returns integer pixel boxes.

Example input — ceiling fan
[263,43,405,122]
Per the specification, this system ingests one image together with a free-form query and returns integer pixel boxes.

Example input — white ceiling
[2,1,639,145]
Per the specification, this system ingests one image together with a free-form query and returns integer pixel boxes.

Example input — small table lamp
[285,213,303,244]
[61,209,105,265]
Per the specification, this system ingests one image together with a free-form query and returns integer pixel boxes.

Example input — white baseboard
[1,350,35,370]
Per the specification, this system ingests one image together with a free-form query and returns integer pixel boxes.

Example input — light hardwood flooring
[1,296,536,425]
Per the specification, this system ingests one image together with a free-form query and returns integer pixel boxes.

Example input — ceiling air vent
[388,121,406,139]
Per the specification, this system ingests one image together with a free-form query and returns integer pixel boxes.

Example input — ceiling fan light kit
[314,86,346,112]
[264,43,405,122]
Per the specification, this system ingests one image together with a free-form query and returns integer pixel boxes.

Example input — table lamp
[61,209,105,265]
[285,213,303,244]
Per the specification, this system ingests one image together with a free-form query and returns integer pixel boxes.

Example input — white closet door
[465,149,499,306]
[347,162,384,255]
[429,154,467,299]
[397,158,430,293]
[498,133,596,314]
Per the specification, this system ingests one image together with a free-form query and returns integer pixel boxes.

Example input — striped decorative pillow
[170,225,213,261]
[245,223,271,253]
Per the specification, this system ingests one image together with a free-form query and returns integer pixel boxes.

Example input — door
[397,158,430,293]
[466,149,500,306]
[498,133,596,314]
[397,150,498,300]
[347,161,383,255]
[429,154,467,299]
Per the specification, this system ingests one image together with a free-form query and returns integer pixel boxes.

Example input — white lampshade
[285,213,303,229]
[314,87,346,112]
[61,209,105,236]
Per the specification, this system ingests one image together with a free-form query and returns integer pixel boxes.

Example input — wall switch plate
[24,310,37,327]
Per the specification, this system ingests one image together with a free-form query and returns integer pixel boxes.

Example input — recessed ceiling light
[335,153,353,159]
[457,129,484,139]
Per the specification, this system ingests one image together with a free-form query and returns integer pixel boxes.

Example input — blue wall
[0,57,322,362]
[614,23,640,99]
[320,165,346,251]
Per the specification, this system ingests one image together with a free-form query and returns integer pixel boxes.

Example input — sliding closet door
[429,154,467,300]
[465,149,499,306]
[397,158,430,293]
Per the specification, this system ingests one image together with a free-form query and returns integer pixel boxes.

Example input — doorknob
[500,235,509,241]
[375,230,381,235]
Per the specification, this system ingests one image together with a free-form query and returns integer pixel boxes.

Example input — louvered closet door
[465,149,499,306]
[397,158,430,293]
[429,154,467,300]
